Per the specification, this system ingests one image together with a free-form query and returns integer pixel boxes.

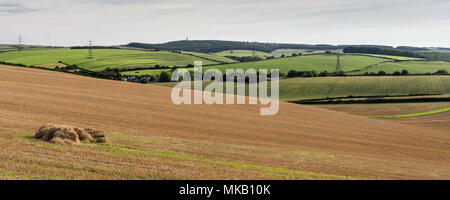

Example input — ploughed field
[0,65,449,179]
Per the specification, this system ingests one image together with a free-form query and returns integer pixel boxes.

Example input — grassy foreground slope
[1,65,449,179]
[0,49,219,71]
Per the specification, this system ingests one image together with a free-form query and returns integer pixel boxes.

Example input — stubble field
[0,65,449,180]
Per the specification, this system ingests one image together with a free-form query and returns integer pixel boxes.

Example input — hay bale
[84,128,108,143]
[34,125,107,145]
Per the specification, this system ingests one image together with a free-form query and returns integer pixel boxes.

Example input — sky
[0,0,449,47]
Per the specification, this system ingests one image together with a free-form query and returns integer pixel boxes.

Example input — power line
[87,39,94,59]
[336,54,341,73]
[18,35,23,51]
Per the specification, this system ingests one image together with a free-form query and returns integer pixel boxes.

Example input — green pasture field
[121,69,171,76]
[200,54,388,74]
[122,54,387,76]
[270,49,340,57]
[350,61,450,75]
[360,54,426,61]
[0,48,219,72]
[368,107,450,118]
[181,51,238,63]
[122,54,388,76]
[214,49,339,59]
[156,76,450,101]
[215,50,271,58]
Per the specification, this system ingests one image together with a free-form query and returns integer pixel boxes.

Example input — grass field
[215,49,338,59]
[122,54,386,76]
[215,50,271,58]
[123,53,450,76]
[360,54,426,61]
[1,65,449,179]
[182,51,238,63]
[157,76,450,101]
[279,76,450,100]
[368,107,450,118]
[4,48,450,78]
[172,54,389,75]
[350,61,450,75]
[270,49,329,57]
[0,45,17,52]
[121,68,171,76]
[0,48,219,71]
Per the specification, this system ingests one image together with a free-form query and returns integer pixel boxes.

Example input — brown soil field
[318,103,450,134]
[0,65,449,180]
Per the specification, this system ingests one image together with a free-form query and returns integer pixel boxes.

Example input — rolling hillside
[215,50,272,58]
[0,64,449,179]
[203,54,387,74]
[0,48,220,71]
[181,51,238,63]
[157,76,450,101]
[125,40,348,53]
[124,54,389,76]
[350,61,450,75]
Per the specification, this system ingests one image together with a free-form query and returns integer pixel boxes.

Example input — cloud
[1,0,449,47]
[0,3,37,15]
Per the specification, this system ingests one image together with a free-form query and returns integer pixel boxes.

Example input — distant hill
[344,46,450,62]
[125,40,395,53]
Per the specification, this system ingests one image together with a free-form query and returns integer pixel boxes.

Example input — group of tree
[126,40,347,53]
[225,56,263,62]
[343,46,450,62]
[363,70,409,76]
[287,70,347,78]
[70,46,120,49]
[287,70,321,78]
[433,69,448,75]
[343,46,424,58]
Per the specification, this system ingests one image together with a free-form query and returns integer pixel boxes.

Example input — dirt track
[0,65,449,179]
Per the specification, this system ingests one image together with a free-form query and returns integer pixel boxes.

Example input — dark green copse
[159,71,171,82]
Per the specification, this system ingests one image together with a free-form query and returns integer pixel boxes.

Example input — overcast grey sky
[1,0,449,47]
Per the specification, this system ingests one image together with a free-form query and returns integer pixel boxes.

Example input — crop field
[1,65,449,179]
[181,51,238,63]
[360,54,426,61]
[369,107,450,118]
[173,54,389,75]
[0,45,17,52]
[350,61,450,75]
[157,75,450,102]
[215,49,336,59]
[122,54,386,76]
[270,49,329,57]
[121,69,171,76]
[119,53,450,76]
[0,48,219,71]
[277,76,450,101]
[215,50,271,58]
